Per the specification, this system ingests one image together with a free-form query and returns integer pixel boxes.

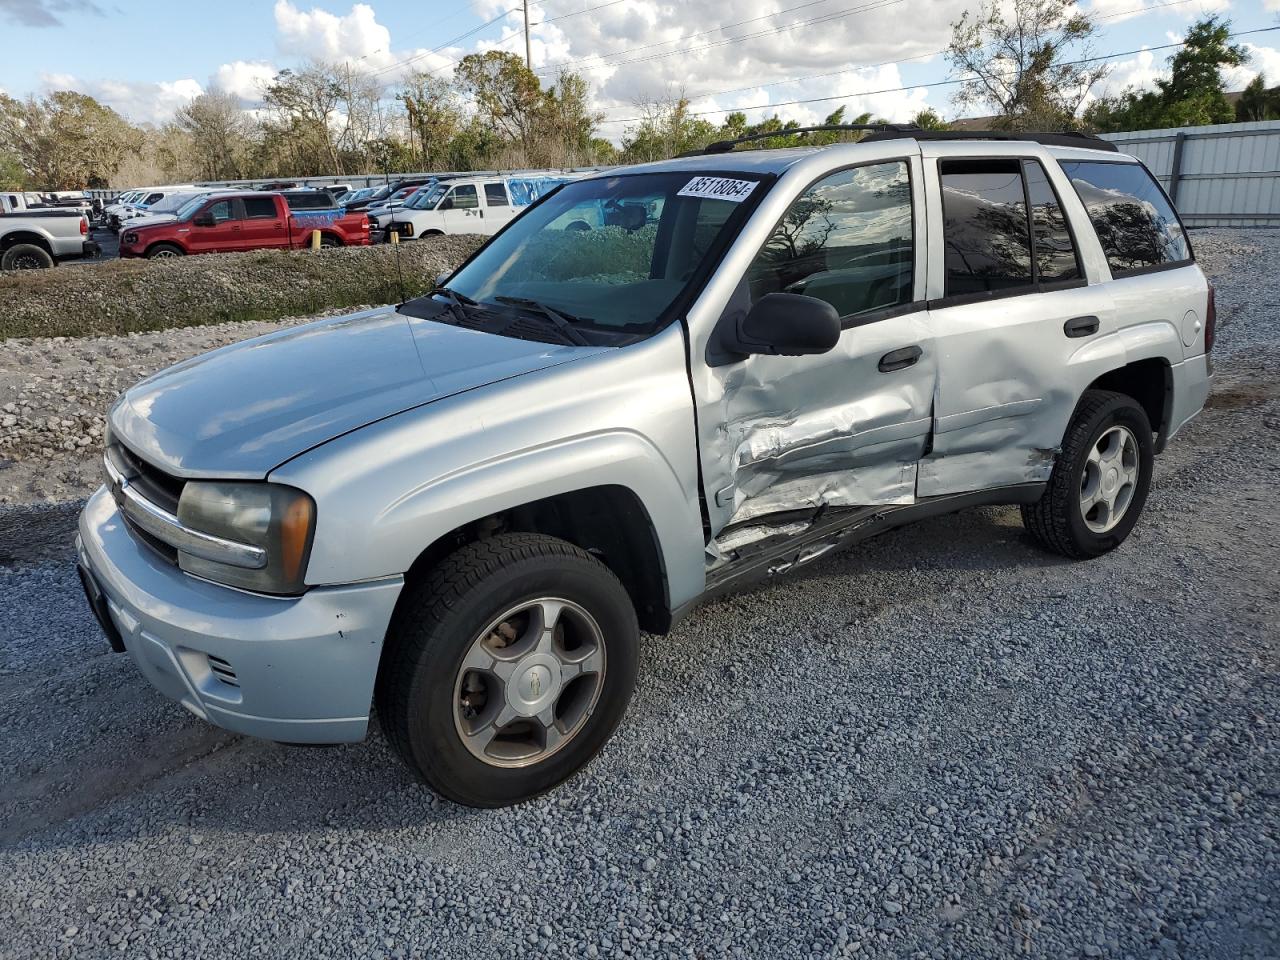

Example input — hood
[124,213,179,229]
[111,306,606,478]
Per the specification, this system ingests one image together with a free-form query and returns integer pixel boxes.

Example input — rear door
[695,156,938,539]
[919,147,1115,496]
[239,195,289,249]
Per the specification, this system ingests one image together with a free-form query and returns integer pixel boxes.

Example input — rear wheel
[319,234,342,248]
[1022,389,1154,558]
[376,533,639,807]
[1,243,54,270]
[146,243,184,259]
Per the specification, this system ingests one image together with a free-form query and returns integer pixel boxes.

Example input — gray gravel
[0,230,1276,959]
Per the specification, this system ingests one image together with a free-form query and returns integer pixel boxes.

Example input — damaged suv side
[77,127,1213,806]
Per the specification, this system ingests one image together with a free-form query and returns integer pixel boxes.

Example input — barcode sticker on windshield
[677,176,759,203]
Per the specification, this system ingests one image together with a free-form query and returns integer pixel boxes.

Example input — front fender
[270,326,706,610]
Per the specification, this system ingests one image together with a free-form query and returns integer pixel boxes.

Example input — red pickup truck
[118,192,371,259]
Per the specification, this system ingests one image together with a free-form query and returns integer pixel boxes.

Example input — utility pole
[523,0,532,69]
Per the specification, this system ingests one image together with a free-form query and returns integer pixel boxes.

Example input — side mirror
[722,292,841,357]
[193,212,217,228]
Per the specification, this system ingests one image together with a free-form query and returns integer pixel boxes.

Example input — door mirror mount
[718,292,842,359]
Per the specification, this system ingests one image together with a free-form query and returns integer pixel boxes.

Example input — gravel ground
[0,230,1276,959]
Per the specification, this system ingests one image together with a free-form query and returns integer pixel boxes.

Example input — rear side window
[747,159,914,320]
[940,159,1032,296]
[484,183,509,206]
[940,158,1082,297]
[243,197,276,219]
[1059,160,1190,276]
[144,192,163,205]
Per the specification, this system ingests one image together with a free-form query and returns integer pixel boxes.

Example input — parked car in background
[117,191,371,258]
[120,190,238,231]
[336,187,377,207]
[343,178,433,212]
[77,127,1213,807]
[382,175,576,239]
[113,186,203,230]
[1,193,95,268]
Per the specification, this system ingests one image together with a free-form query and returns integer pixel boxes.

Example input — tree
[620,92,717,162]
[1236,74,1279,122]
[454,51,544,159]
[540,70,605,166]
[0,91,134,188]
[910,108,949,130]
[398,71,462,170]
[262,64,345,174]
[1087,16,1249,132]
[947,0,1108,130]
[175,90,256,180]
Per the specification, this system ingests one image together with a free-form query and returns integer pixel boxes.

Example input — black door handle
[1064,315,1100,338]
[878,345,923,373]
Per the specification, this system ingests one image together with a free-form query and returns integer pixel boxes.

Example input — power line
[593,24,1280,125]
[539,0,630,24]
[368,7,522,78]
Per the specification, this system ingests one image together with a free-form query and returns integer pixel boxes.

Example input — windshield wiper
[435,286,479,324]
[492,296,591,346]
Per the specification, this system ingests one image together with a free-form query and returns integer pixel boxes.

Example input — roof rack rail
[859,128,1119,152]
[685,123,924,157]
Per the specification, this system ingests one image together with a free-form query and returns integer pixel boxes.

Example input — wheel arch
[1084,357,1173,452]
[145,239,186,257]
[0,230,53,254]
[399,484,673,634]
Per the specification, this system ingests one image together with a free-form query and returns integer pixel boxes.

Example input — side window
[144,192,163,205]
[747,159,914,319]
[1024,160,1081,284]
[1058,160,1190,275]
[243,197,277,219]
[940,159,1032,296]
[207,199,234,222]
[441,185,478,210]
[484,183,509,207]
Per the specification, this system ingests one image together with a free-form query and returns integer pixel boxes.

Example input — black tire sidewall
[2,244,53,270]
[146,243,183,259]
[398,551,639,807]
[1063,399,1154,556]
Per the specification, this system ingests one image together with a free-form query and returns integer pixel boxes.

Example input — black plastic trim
[926,278,1087,311]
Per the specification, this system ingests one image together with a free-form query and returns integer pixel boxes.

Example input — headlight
[123,232,138,244]
[176,482,316,595]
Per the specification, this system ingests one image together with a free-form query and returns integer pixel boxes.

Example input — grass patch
[0,236,483,340]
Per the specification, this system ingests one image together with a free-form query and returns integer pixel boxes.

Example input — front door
[696,157,937,547]
[185,198,241,253]
[919,152,1115,496]
[439,184,483,234]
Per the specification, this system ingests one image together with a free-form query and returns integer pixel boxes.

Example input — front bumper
[77,486,404,743]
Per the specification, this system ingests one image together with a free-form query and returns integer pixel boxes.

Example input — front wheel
[376,533,639,807]
[146,243,184,259]
[1022,389,1154,559]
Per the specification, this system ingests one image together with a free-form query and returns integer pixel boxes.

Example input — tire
[376,533,640,807]
[1,243,54,270]
[319,235,342,248]
[1021,389,1154,559]
[146,243,184,259]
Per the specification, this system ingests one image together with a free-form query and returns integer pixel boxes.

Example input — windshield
[407,182,447,210]
[175,193,216,220]
[435,171,766,337]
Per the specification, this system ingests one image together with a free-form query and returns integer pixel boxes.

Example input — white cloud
[274,0,390,62]
[38,73,203,124]
[1223,43,1280,90]
[212,60,278,103]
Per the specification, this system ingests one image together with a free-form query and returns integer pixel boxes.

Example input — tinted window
[207,200,234,222]
[1059,160,1190,275]
[445,185,478,210]
[941,159,1032,296]
[747,160,913,319]
[1024,160,1081,284]
[284,192,330,210]
[243,197,277,219]
[484,183,509,206]
[144,192,164,205]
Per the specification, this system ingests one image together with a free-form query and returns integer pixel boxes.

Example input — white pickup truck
[0,194,96,269]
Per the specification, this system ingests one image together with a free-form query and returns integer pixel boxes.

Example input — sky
[1,0,1278,140]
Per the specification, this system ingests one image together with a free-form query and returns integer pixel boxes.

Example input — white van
[385,175,577,240]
